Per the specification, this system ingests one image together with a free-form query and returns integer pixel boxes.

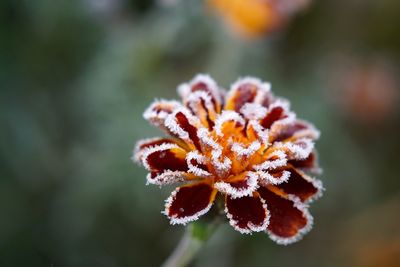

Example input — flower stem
[161,218,221,267]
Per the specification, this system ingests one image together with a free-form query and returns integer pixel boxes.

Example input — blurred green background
[1,0,400,266]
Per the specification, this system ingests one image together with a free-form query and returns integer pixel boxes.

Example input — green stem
[161,219,221,267]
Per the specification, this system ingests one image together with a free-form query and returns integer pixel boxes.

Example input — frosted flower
[134,74,323,244]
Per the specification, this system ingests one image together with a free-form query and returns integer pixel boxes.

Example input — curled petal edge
[163,183,217,225]
[214,172,259,199]
[225,194,270,235]
[267,194,314,245]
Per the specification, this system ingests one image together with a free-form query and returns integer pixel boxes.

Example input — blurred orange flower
[208,0,311,38]
[134,74,323,244]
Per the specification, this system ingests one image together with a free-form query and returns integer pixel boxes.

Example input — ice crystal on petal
[254,150,288,171]
[240,103,268,120]
[214,110,245,137]
[214,172,259,199]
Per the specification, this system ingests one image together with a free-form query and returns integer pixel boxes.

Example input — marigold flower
[134,74,323,244]
[208,0,311,38]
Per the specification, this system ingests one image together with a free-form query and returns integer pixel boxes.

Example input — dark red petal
[173,111,202,151]
[258,186,311,244]
[276,167,322,202]
[186,151,211,177]
[289,152,316,168]
[258,170,291,186]
[225,194,269,234]
[271,120,319,143]
[289,152,320,174]
[260,106,286,129]
[147,150,187,171]
[142,144,188,172]
[192,81,209,92]
[188,158,209,174]
[180,75,222,113]
[271,121,307,142]
[261,92,274,108]
[215,172,258,198]
[165,182,217,225]
[133,138,179,162]
[269,170,290,180]
[230,179,250,189]
[191,81,221,112]
[226,82,258,112]
[143,100,181,128]
[185,92,216,130]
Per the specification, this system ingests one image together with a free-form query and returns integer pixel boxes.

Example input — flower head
[134,74,323,244]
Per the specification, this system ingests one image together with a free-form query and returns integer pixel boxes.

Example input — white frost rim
[253,150,287,171]
[232,141,261,158]
[143,99,181,126]
[146,170,186,186]
[186,151,212,177]
[177,74,222,104]
[240,103,268,120]
[228,76,271,106]
[267,194,314,245]
[164,106,200,142]
[214,172,259,199]
[141,143,183,171]
[258,170,291,185]
[133,137,171,163]
[225,195,270,235]
[214,110,245,137]
[163,186,214,225]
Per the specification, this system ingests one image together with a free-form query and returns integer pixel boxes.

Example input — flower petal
[246,120,269,145]
[260,88,275,108]
[179,76,222,129]
[274,138,314,161]
[147,170,187,186]
[231,141,261,159]
[289,152,321,175]
[270,120,320,143]
[225,193,269,234]
[225,77,271,112]
[258,186,312,245]
[275,167,323,203]
[260,100,292,129]
[185,91,217,129]
[253,150,287,171]
[178,74,222,113]
[214,171,259,198]
[213,110,245,137]
[141,143,188,172]
[186,151,212,178]
[258,170,291,185]
[240,103,268,120]
[165,107,203,151]
[197,128,232,177]
[164,182,217,225]
[143,99,181,129]
[133,137,180,163]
